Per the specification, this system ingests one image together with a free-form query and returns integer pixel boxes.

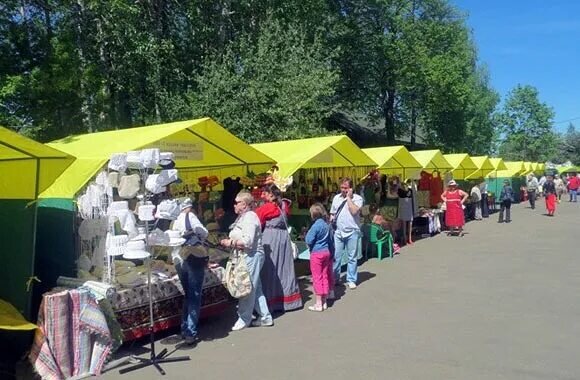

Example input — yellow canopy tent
[0,127,74,199]
[252,136,376,181]
[41,118,275,199]
[521,161,533,176]
[362,146,422,176]
[443,154,478,180]
[534,163,545,174]
[409,150,453,173]
[497,161,526,177]
[0,127,74,319]
[465,156,495,180]
[486,158,508,178]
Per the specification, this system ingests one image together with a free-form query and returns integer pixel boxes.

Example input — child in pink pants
[305,203,333,311]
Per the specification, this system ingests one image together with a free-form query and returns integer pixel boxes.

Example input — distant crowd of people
[526,172,579,216]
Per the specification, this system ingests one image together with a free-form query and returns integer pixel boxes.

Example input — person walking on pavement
[330,178,363,290]
[567,173,579,202]
[544,175,557,216]
[554,175,566,203]
[498,180,514,223]
[479,179,489,218]
[526,174,539,209]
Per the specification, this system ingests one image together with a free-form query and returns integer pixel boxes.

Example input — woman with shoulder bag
[172,198,208,345]
[220,191,273,331]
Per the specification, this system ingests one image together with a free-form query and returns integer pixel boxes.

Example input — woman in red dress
[441,180,469,234]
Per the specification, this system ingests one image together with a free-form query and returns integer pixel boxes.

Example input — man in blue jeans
[173,198,209,345]
[330,178,363,290]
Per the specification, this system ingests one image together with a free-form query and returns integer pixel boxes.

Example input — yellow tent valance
[465,156,495,180]
[41,118,275,198]
[486,158,508,178]
[252,136,376,180]
[0,127,75,199]
[496,161,526,178]
[409,150,453,173]
[0,299,37,331]
[444,154,478,180]
[362,146,422,175]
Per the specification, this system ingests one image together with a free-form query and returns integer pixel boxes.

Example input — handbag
[181,212,209,258]
[223,249,252,299]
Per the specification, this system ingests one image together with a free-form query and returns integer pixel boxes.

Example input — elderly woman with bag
[220,191,273,331]
[255,184,302,312]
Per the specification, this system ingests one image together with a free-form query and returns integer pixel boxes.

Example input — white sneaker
[231,320,247,331]
[251,319,274,327]
[347,282,357,290]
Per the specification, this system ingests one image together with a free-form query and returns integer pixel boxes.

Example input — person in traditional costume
[544,175,557,216]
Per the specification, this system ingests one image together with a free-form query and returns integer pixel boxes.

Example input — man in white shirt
[330,178,363,289]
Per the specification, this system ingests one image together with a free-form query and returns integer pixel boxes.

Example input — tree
[498,84,556,162]
[189,19,339,143]
[553,123,580,164]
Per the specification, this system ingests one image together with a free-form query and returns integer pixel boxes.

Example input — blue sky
[453,0,580,132]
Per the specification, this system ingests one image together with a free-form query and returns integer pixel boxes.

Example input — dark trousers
[481,193,489,217]
[528,190,536,209]
[499,200,512,222]
[175,255,207,338]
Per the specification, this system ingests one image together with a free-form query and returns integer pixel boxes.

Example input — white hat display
[108,201,129,214]
[129,226,147,242]
[157,169,179,186]
[155,199,180,220]
[106,234,129,257]
[123,240,151,260]
[138,203,156,221]
[148,228,170,246]
[126,150,144,169]
[108,153,127,172]
[159,152,175,166]
[140,148,160,169]
[145,174,166,194]
[180,198,193,211]
[78,218,108,240]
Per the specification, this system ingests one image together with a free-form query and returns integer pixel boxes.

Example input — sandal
[308,305,324,312]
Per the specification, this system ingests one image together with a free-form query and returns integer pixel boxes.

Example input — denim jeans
[175,255,207,338]
[528,190,536,209]
[333,230,360,284]
[499,200,511,222]
[237,251,272,326]
[570,189,578,202]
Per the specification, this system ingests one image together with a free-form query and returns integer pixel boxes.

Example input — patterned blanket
[29,288,112,380]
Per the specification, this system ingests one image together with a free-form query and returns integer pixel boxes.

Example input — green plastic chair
[367,224,393,260]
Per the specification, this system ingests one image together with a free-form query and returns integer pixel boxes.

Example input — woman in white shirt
[220,191,273,331]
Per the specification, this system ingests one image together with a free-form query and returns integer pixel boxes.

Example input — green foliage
[189,19,339,143]
[552,123,580,164]
[498,84,556,162]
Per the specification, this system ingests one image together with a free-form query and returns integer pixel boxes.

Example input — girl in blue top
[305,203,333,312]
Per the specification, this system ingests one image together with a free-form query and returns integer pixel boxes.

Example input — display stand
[119,164,190,376]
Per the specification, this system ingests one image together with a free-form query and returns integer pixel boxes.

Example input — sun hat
[448,180,457,186]
[138,203,156,221]
[180,198,193,211]
[123,240,150,260]
[129,226,147,242]
[148,228,170,246]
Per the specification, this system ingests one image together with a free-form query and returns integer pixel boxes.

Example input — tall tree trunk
[384,88,396,143]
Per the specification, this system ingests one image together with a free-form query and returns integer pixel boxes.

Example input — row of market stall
[0,118,560,376]
[0,119,552,318]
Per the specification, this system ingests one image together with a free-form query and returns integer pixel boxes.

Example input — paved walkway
[103,201,580,380]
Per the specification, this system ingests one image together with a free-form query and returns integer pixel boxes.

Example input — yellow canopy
[362,146,422,175]
[534,163,545,174]
[444,154,478,180]
[522,161,534,175]
[486,158,509,178]
[465,156,495,180]
[252,136,376,180]
[496,161,526,177]
[0,127,74,199]
[41,118,275,198]
[409,150,453,172]
[0,299,37,331]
